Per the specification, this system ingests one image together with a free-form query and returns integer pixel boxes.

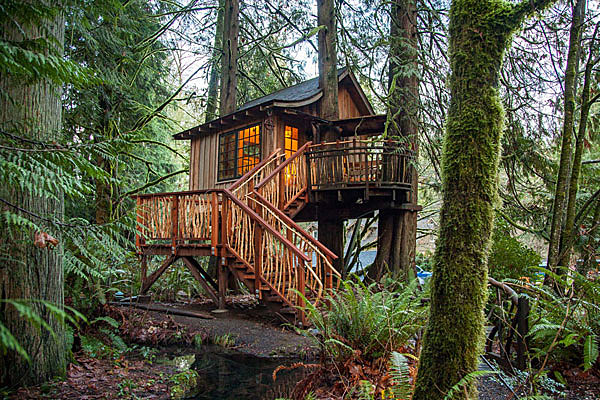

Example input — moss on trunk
[412,1,556,398]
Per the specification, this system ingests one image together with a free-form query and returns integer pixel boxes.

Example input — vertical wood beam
[218,264,228,309]
[171,195,179,255]
[211,192,219,256]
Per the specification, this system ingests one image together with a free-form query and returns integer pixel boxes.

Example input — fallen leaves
[34,231,59,248]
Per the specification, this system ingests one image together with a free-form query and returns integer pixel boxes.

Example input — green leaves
[583,335,598,371]
[0,299,87,363]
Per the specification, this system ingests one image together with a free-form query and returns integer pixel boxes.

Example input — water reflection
[165,346,306,400]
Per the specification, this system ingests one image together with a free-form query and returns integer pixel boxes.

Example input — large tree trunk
[559,1,592,267]
[547,0,584,274]
[205,0,225,123]
[0,2,66,386]
[413,1,555,399]
[317,0,344,274]
[369,0,419,282]
[219,0,239,116]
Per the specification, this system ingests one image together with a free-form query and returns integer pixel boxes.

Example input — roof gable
[175,67,375,140]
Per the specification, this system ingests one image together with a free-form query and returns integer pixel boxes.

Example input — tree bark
[413,1,556,399]
[316,0,344,274]
[0,1,67,386]
[370,0,419,282]
[559,5,593,267]
[547,0,584,274]
[219,0,239,116]
[205,0,224,123]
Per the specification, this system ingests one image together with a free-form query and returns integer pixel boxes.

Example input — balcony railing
[306,139,414,191]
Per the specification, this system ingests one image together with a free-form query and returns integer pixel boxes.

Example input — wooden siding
[189,117,280,190]
[338,85,363,119]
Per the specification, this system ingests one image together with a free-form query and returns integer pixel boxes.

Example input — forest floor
[8,297,600,399]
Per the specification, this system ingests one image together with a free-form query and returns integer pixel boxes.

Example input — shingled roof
[174,67,374,140]
[237,67,347,111]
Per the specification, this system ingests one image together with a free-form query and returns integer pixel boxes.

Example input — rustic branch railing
[255,141,311,210]
[250,191,340,305]
[222,189,311,309]
[135,190,220,250]
[306,139,414,191]
[229,148,284,202]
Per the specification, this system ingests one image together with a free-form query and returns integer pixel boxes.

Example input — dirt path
[119,298,315,359]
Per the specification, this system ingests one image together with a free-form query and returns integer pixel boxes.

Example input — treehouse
[134,68,416,323]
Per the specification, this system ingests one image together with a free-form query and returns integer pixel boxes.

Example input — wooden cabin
[134,68,416,323]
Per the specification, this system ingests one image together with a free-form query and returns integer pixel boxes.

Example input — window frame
[217,123,262,182]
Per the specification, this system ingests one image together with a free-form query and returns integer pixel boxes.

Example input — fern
[388,352,412,400]
[583,335,598,371]
[442,370,498,400]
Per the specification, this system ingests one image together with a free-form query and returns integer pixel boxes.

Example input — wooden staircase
[134,145,340,324]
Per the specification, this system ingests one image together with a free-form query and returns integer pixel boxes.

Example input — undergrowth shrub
[302,280,427,361]
[525,267,599,372]
[292,279,427,399]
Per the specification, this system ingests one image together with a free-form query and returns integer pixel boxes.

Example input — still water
[164,345,307,400]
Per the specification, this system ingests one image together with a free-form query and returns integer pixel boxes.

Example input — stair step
[266,295,284,302]
[279,306,297,314]
[239,274,255,280]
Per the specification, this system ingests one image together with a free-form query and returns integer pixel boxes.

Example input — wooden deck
[134,140,414,322]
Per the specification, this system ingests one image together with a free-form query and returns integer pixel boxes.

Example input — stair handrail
[222,189,309,263]
[249,192,342,304]
[252,191,338,262]
[254,141,312,191]
[229,148,284,196]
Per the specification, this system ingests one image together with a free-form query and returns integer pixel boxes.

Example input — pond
[162,345,308,400]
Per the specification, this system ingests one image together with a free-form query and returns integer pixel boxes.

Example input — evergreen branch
[496,208,549,240]
[120,169,188,199]
[128,139,186,158]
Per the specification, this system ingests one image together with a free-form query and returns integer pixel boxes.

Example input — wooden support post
[298,260,306,326]
[140,255,177,295]
[182,256,220,306]
[254,224,263,298]
[211,192,219,256]
[218,264,228,309]
[516,296,530,370]
[305,154,312,202]
[140,254,148,290]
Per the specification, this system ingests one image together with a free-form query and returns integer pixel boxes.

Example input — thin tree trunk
[205,0,224,123]
[413,1,556,399]
[559,11,595,267]
[370,0,419,282]
[547,0,584,274]
[0,1,66,385]
[219,0,239,116]
[317,0,344,274]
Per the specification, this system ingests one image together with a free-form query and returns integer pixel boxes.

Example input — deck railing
[306,139,414,191]
[135,189,220,251]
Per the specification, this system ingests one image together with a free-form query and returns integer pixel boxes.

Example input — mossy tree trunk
[370,0,419,282]
[412,1,555,399]
[317,0,345,274]
[558,0,592,268]
[547,0,584,275]
[0,1,67,386]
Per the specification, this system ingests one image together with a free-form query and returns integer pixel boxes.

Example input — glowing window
[217,124,261,181]
[284,125,298,159]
